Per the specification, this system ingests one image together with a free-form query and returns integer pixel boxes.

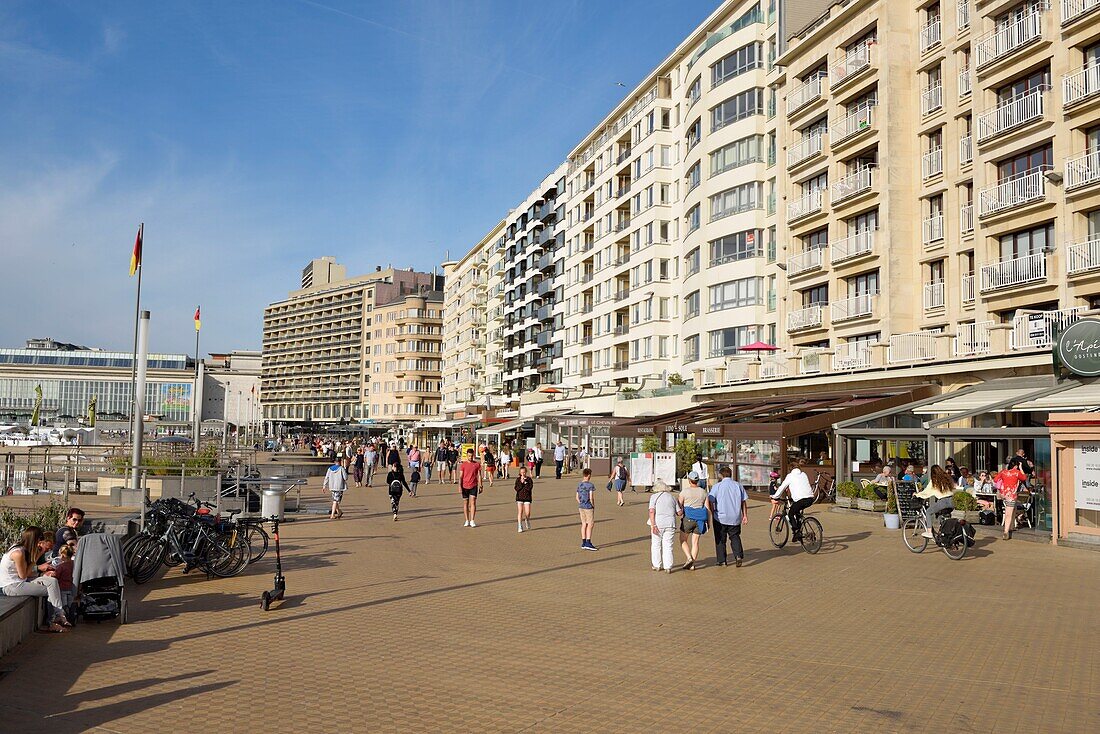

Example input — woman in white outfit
[648,479,681,573]
[0,526,70,632]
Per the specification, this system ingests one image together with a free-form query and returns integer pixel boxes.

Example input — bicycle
[768,494,823,554]
[902,500,970,560]
[813,471,835,503]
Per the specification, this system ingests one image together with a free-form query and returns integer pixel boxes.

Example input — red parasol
[738,341,779,362]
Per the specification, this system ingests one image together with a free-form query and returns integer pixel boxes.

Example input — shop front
[475,418,533,465]
[534,414,628,478]
[1049,414,1100,545]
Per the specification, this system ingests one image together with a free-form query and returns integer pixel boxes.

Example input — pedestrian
[459,448,483,527]
[1007,447,1035,486]
[554,441,566,479]
[708,466,748,567]
[995,461,1028,540]
[387,465,410,521]
[424,446,434,482]
[323,457,348,520]
[386,443,402,471]
[409,466,421,497]
[483,444,496,487]
[678,473,709,570]
[514,465,533,532]
[352,447,365,488]
[409,444,422,472]
[364,443,377,486]
[648,479,680,573]
[448,444,460,485]
[436,441,449,484]
[534,442,544,478]
[577,468,597,551]
[690,455,710,491]
[526,447,536,475]
[609,457,629,507]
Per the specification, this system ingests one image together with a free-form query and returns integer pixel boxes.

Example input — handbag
[606,480,613,491]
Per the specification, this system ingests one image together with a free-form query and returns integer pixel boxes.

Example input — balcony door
[999,223,1052,260]
[997,143,1052,180]
[848,270,879,297]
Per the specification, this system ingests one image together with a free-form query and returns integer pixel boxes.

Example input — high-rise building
[369,290,444,424]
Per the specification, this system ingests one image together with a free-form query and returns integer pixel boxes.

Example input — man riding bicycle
[771,460,816,541]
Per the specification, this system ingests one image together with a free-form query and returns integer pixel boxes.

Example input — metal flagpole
[131,311,150,493]
[193,311,200,451]
[129,223,144,434]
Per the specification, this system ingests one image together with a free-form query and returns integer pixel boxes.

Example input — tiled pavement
[1,473,1098,733]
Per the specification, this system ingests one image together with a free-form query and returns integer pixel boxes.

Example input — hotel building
[369,289,445,423]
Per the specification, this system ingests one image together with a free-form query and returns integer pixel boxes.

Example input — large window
[687,76,701,107]
[711,88,765,131]
[709,277,763,311]
[997,143,1052,180]
[847,270,879,296]
[686,118,702,150]
[708,325,761,357]
[802,227,828,251]
[686,161,701,192]
[709,135,764,176]
[685,291,700,319]
[683,334,700,363]
[686,204,700,233]
[711,42,762,87]
[996,66,1050,103]
[686,247,701,276]
[710,230,763,265]
[710,182,763,220]
[999,223,1052,259]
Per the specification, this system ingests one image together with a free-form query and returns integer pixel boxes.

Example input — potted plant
[952,491,980,523]
[857,482,888,512]
[883,484,900,529]
[835,480,859,509]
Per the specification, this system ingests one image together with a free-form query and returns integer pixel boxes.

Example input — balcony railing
[787,247,826,276]
[920,84,943,116]
[831,230,874,263]
[799,348,826,375]
[787,190,824,222]
[613,323,630,336]
[834,341,872,370]
[1066,150,1100,191]
[975,7,1044,69]
[1011,308,1082,350]
[1063,63,1100,107]
[922,214,944,246]
[957,0,971,31]
[888,332,937,364]
[919,18,942,53]
[787,132,826,168]
[787,304,825,332]
[922,148,944,179]
[958,66,971,97]
[760,356,788,379]
[831,293,875,322]
[959,134,973,165]
[980,251,1047,291]
[976,87,1045,143]
[614,288,630,302]
[832,104,875,145]
[978,167,1048,217]
[954,321,993,356]
[922,281,946,310]
[1067,235,1100,275]
[960,203,974,234]
[961,273,975,303]
[831,43,872,88]
[832,166,874,203]
[787,75,825,116]
[1062,0,1100,25]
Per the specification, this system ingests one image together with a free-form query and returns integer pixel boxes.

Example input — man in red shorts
[459,448,483,528]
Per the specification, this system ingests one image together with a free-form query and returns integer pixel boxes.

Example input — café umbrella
[738,341,779,362]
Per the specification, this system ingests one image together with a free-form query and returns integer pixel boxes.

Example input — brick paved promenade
[1,473,1098,733]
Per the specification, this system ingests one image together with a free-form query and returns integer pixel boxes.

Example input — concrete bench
[0,594,41,658]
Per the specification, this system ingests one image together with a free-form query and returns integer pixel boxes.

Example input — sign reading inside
[1056,318,1100,377]
[1073,442,1100,511]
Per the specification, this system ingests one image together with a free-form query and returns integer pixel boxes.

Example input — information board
[1074,443,1100,511]
[630,452,653,486]
[654,452,676,485]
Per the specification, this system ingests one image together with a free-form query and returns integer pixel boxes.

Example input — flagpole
[193,308,201,452]
[129,223,143,436]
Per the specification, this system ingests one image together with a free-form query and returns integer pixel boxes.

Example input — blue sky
[0,0,717,355]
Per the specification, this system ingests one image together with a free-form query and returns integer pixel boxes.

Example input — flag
[31,384,42,426]
[129,223,143,276]
[194,305,201,332]
[88,395,97,428]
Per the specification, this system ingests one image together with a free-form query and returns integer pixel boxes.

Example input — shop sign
[664,423,689,433]
[1073,442,1100,511]
[1027,313,1047,341]
[697,425,723,436]
[1056,319,1100,378]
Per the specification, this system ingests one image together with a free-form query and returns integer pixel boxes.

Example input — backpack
[617,464,628,481]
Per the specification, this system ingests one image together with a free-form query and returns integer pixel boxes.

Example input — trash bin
[261,487,286,521]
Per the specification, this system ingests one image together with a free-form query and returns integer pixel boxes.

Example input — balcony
[960,203,974,234]
[922,214,944,246]
[831,230,874,264]
[787,132,826,169]
[612,360,629,371]
[614,217,631,233]
[616,182,632,198]
[978,167,1048,217]
[787,76,825,116]
[921,148,943,179]
[1062,0,1100,25]
[1063,63,1100,108]
[920,84,943,116]
[613,252,631,267]
[831,293,875,323]
[976,88,1045,144]
[959,134,973,166]
[975,7,1044,69]
[832,104,875,146]
[961,273,975,304]
[1011,308,1082,350]
[799,348,827,375]
[787,247,826,277]
[954,321,992,356]
[787,190,824,223]
[614,288,630,302]
[832,166,874,204]
[957,0,970,32]
[831,43,872,89]
[979,251,1047,292]
[579,367,593,378]
[616,147,632,165]
[887,332,937,364]
[922,281,946,311]
[834,341,872,370]
[536,305,554,322]
[1066,150,1100,191]
[1067,235,1100,275]
[919,18,942,53]
[787,304,825,332]
[760,356,788,379]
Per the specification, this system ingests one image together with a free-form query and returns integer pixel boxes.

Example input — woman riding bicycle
[915,465,956,539]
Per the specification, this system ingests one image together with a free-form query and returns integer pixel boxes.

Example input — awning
[912,385,1044,415]
[475,418,533,435]
[1013,381,1100,412]
[418,417,481,429]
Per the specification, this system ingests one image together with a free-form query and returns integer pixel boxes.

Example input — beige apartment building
[261,259,440,427]
[369,290,444,424]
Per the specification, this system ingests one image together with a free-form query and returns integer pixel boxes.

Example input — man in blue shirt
[707,466,748,567]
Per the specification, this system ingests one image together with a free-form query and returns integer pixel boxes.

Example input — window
[684,335,700,363]
[709,326,761,357]
[711,42,762,87]
[803,228,828,251]
[685,291,700,319]
[999,223,1052,259]
[687,76,701,107]
[997,143,1052,180]
[803,284,828,305]
[709,135,764,176]
[848,209,878,233]
[710,182,763,220]
[847,271,879,297]
[686,118,701,150]
[686,205,700,233]
[710,230,762,265]
[686,161,701,192]
[996,67,1050,103]
[686,247,701,276]
[711,89,764,131]
[709,277,763,311]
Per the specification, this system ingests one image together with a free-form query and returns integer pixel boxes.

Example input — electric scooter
[260,514,286,611]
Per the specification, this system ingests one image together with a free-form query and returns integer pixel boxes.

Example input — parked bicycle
[124,497,250,583]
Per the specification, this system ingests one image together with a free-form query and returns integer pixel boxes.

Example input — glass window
[709,277,763,311]
[685,291,700,319]
[708,325,761,357]
[683,334,700,363]
[686,247,700,276]
[711,88,765,131]
[997,143,1052,180]
[709,230,762,265]
[709,183,763,220]
[711,42,762,87]
[686,161,701,192]
[1000,223,1052,259]
[848,270,880,296]
[709,135,764,176]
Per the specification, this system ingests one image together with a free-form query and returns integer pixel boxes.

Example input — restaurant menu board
[1074,443,1100,511]
[654,453,676,485]
[630,453,654,486]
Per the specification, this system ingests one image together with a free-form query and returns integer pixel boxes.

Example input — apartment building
[261,261,440,426]
[764,0,1100,382]
[369,290,445,423]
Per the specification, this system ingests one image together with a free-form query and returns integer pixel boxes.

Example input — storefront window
[737,439,780,489]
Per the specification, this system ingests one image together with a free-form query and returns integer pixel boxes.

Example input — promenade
[1,473,1097,733]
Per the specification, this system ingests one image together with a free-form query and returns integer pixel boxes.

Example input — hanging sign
[1056,318,1100,377]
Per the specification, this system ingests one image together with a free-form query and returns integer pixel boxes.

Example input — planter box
[857,498,887,512]
[96,475,220,500]
[952,510,980,523]
[835,495,856,509]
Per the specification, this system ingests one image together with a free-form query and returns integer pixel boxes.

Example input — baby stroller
[73,533,128,624]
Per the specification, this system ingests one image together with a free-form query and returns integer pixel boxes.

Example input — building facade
[200,350,262,435]
[369,290,444,423]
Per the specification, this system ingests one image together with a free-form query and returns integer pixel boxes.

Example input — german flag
[129,223,143,276]
[194,305,201,332]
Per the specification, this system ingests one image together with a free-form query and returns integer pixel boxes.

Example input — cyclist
[771,460,815,541]
[915,465,956,539]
